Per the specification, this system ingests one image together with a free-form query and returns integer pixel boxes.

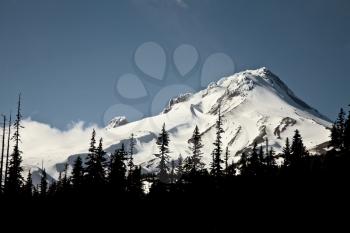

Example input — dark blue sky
[1,0,349,129]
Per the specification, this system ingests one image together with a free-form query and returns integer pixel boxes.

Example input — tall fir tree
[0,115,6,191]
[155,123,170,183]
[7,94,24,195]
[127,165,143,197]
[330,124,339,149]
[109,144,127,193]
[211,107,224,176]
[258,145,265,174]
[56,171,62,193]
[239,152,249,176]
[258,146,264,164]
[282,138,292,167]
[224,146,230,174]
[330,108,346,150]
[210,151,215,175]
[175,154,184,180]
[40,169,48,198]
[265,138,269,157]
[89,129,97,154]
[84,129,97,183]
[265,147,277,174]
[291,130,308,164]
[188,125,204,172]
[126,135,136,194]
[96,138,107,183]
[170,159,176,184]
[23,170,33,198]
[47,181,57,197]
[4,113,11,188]
[85,131,106,186]
[71,156,84,189]
[247,142,260,176]
[343,110,350,151]
[61,163,71,192]
[32,185,40,199]
[183,156,192,174]
[128,133,135,172]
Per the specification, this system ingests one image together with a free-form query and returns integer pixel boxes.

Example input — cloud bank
[7,119,121,179]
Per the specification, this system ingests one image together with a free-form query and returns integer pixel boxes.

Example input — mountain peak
[106,116,128,129]
[220,67,275,85]
[245,66,271,75]
[158,68,329,124]
[162,68,292,116]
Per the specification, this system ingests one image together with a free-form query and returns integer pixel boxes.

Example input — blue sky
[0,0,349,129]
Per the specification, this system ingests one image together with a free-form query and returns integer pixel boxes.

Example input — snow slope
[11,68,332,181]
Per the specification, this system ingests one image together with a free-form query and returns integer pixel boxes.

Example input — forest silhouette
[0,95,348,231]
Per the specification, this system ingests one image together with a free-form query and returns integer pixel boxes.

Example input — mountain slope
[114,67,331,171]
[18,67,332,180]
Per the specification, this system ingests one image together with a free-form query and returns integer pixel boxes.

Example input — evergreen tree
[23,170,33,198]
[47,181,57,197]
[265,138,269,157]
[40,169,48,198]
[239,152,249,176]
[210,150,215,175]
[85,132,106,186]
[32,185,40,199]
[291,130,308,165]
[246,142,259,176]
[56,168,69,195]
[330,108,346,150]
[89,129,97,154]
[4,113,11,188]
[258,145,265,174]
[0,115,6,192]
[154,123,170,183]
[61,163,71,192]
[282,138,292,167]
[56,171,63,192]
[170,159,176,184]
[188,125,204,172]
[258,145,264,163]
[183,156,192,174]
[109,144,127,193]
[224,146,230,175]
[211,107,224,176]
[344,110,350,151]
[330,124,339,149]
[175,154,184,180]
[7,94,24,195]
[127,165,143,197]
[128,133,135,172]
[71,156,84,189]
[265,147,277,174]
[85,129,97,183]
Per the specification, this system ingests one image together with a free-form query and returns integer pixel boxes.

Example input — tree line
[0,95,349,204]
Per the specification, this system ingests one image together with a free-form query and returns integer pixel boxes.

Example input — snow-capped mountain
[18,67,332,181]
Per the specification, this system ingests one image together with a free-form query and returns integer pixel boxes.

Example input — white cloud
[8,119,121,179]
